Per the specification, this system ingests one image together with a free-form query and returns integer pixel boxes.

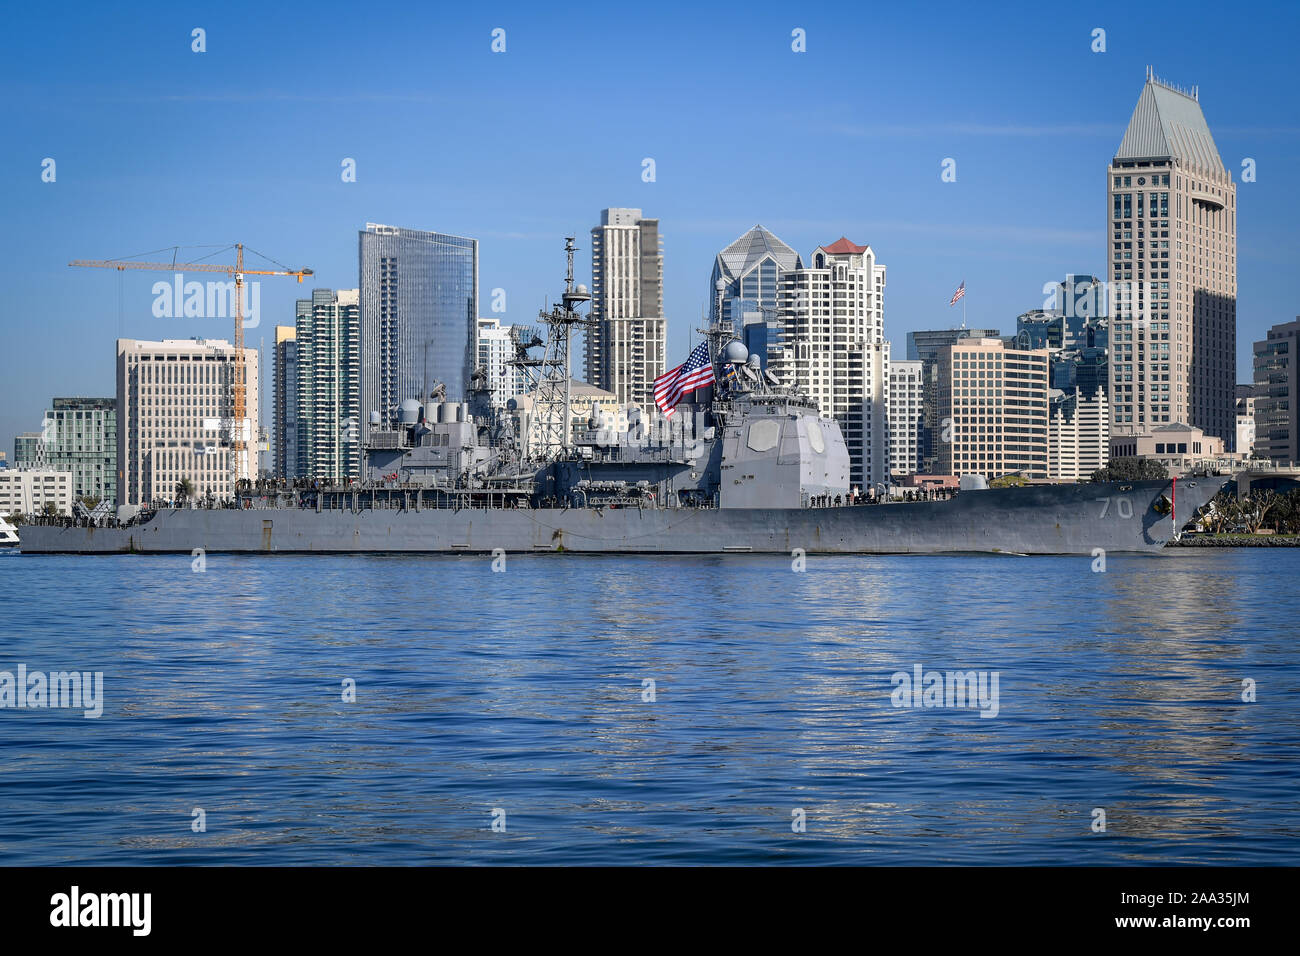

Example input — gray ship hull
[18,477,1226,555]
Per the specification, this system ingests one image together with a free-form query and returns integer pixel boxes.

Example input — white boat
[0,513,19,548]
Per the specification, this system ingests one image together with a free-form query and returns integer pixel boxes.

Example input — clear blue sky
[2,0,1297,452]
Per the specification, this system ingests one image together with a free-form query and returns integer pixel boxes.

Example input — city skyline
[3,1,1297,452]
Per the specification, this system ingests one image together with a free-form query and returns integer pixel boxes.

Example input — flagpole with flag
[949,280,966,327]
[653,342,715,418]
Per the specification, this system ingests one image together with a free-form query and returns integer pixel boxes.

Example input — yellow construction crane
[71,244,312,492]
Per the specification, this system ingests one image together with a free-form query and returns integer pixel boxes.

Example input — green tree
[1089,457,1168,482]
[1242,490,1279,534]
[175,478,196,502]
[1269,493,1293,533]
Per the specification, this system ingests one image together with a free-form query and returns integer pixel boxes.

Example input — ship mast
[526,237,591,461]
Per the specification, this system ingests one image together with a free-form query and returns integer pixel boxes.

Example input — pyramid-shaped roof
[1115,73,1225,174]
[820,237,869,255]
[716,225,803,279]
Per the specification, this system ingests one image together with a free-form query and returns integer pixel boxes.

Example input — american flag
[654,342,715,417]
[949,280,966,306]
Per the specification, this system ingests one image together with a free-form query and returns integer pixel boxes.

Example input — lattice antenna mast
[526,237,591,461]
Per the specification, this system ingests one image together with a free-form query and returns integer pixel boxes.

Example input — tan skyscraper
[1108,68,1237,448]
[585,208,666,413]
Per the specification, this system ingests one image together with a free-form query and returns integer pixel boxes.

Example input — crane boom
[71,245,313,496]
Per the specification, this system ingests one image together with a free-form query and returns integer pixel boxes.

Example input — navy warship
[20,241,1226,556]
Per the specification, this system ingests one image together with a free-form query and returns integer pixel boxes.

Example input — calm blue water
[0,548,1296,865]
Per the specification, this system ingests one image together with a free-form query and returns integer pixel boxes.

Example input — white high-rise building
[772,238,889,489]
[1049,389,1111,481]
[888,360,923,479]
[477,318,525,409]
[585,208,666,414]
[117,338,259,506]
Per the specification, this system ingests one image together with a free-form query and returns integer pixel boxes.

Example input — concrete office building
[1108,68,1237,448]
[0,468,74,516]
[935,337,1051,479]
[1253,318,1300,464]
[117,338,259,506]
[906,327,1001,474]
[1110,422,1224,476]
[585,208,666,413]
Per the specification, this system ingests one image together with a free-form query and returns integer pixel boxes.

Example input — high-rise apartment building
[772,238,889,489]
[888,360,924,479]
[585,208,666,413]
[117,338,259,505]
[35,398,117,503]
[935,338,1051,479]
[477,317,525,409]
[13,432,44,468]
[295,289,361,481]
[1253,318,1300,464]
[359,223,478,430]
[272,326,299,480]
[1108,69,1236,448]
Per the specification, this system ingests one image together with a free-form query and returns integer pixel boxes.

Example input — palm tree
[175,478,196,504]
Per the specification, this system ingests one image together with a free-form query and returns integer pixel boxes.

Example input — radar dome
[575,283,588,295]
[747,354,762,368]
[715,278,726,291]
[398,399,422,424]
[722,340,749,364]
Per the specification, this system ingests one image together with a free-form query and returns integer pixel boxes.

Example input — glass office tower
[359,224,478,430]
